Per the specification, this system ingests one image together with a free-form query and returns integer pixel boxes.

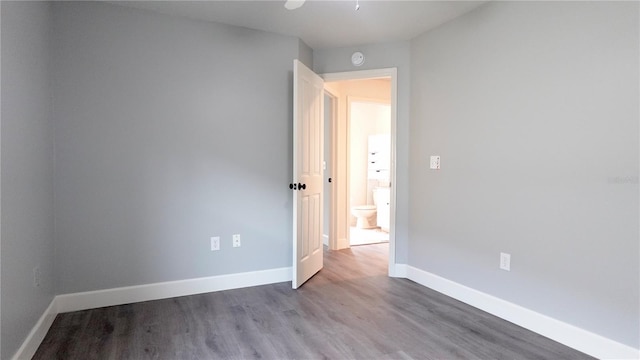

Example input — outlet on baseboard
[500,253,511,271]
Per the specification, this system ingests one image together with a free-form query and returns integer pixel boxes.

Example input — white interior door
[292,59,324,289]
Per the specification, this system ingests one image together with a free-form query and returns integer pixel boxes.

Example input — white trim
[405,266,640,360]
[391,263,408,278]
[322,68,397,82]
[57,267,292,313]
[11,298,58,360]
[321,67,398,278]
[13,267,292,359]
[323,86,340,252]
[14,265,637,359]
[322,234,329,246]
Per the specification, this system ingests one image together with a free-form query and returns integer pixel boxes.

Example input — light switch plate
[430,155,441,170]
[500,252,511,271]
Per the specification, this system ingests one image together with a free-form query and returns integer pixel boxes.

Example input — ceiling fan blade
[284,0,305,10]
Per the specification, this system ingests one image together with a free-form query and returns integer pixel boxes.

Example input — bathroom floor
[349,226,389,246]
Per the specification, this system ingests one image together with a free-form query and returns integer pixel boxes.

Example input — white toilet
[351,205,377,229]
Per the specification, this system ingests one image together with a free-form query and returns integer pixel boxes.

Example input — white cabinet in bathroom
[368,135,390,181]
[368,169,389,181]
[375,187,391,231]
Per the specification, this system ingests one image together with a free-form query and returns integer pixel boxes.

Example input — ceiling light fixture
[285,0,359,11]
[284,0,305,10]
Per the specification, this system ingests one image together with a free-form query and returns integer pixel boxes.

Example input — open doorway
[321,68,397,276]
[347,97,391,246]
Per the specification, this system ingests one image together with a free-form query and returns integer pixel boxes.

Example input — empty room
[1,1,638,359]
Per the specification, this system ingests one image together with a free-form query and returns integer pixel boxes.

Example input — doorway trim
[321,68,398,277]
[323,88,339,251]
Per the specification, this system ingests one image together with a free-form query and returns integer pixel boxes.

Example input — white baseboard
[15,265,638,360]
[390,263,407,278]
[405,266,640,360]
[322,234,329,246]
[57,267,292,313]
[12,267,292,359]
[11,298,58,360]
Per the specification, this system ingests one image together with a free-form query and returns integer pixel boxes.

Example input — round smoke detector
[351,51,365,67]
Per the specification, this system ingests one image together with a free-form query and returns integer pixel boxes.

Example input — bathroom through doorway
[348,98,391,246]
[321,68,397,276]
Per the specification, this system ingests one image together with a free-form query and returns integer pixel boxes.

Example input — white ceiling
[111,1,487,49]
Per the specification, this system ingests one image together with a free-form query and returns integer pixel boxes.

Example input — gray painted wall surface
[3,0,638,355]
[1,2,56,359]
[313,42,410,264]
[410,1,639,347]
[52,2,301,293]
[298,39,313,70]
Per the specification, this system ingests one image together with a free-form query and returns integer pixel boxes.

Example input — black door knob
[289,183,294,189]
[298,183,306,190]
[328,178,332,183]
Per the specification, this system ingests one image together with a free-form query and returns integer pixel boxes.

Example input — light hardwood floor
[33,244,592,359]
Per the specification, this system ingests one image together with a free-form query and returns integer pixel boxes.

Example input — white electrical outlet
[500,252,511,271]
[210,236,220,251]
[233,234,241,248]
[33,267,41,288]
[430,155,441,170]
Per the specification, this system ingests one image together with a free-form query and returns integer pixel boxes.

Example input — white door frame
[322,68,398,277]
[323,88,339,251]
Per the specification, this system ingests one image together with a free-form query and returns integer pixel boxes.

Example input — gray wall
[3,0,637,355]
[298,39,313,70]
[1,2,56,359]
[52,2,302,293]
[313,42,411,264]
[409,1,639,347]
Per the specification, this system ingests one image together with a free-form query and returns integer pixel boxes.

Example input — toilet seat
[352,205,376,211]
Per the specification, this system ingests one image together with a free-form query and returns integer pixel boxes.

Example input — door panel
[292,60,324,289]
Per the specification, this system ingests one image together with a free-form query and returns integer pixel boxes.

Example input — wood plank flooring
[33,244,592,359]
